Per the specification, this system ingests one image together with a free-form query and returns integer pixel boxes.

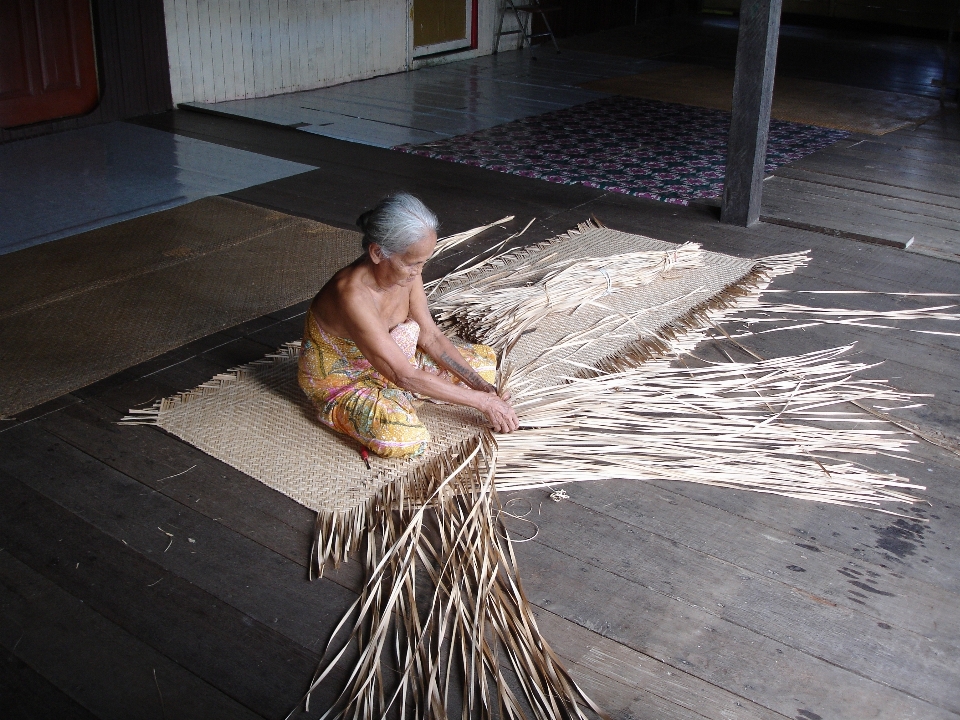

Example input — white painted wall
[163,0,512,105]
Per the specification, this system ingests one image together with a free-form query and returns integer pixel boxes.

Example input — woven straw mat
[151,227,758,514]
[580,65,940,135]
[0,196,360,416]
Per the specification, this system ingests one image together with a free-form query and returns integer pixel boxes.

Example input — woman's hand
[479,392,519,433]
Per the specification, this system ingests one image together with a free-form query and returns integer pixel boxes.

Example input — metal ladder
[494,0,561,54]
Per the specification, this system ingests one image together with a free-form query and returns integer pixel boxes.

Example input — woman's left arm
[408,279,498,394]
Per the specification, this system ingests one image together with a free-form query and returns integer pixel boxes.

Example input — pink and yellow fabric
[298,313,496,459]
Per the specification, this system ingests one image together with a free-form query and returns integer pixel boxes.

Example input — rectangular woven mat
[581,65,940,135]
[138,226,760,515]
[0,197,359,416]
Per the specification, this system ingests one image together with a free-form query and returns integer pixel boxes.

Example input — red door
[0,0,99,129]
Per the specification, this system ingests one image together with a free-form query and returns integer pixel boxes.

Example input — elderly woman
[299,193,518,459]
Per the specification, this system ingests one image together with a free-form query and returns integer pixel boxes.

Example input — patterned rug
[395,96,848,205]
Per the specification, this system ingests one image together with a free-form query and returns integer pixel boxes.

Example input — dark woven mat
[0,197,360,417]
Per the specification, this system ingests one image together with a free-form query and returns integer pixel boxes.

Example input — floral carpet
[394,96,849,205]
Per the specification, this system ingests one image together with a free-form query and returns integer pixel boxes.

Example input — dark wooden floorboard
[785,151,959,198]
[761,177,960,248]
[35,399,373,594]
[760,113,960,259]
[549,476,960,639]
[531,609,786,720]
[0,424,358,651]
[633,456,960,592]
[504,489,960,710]
[506,496,960,712]
[0,552,261,720]
[773,166,960,212]
[766,176,960,227]
[840,139,960,176]
[515,539,956,720]
[0,646,99,720]
[0,464,345,717]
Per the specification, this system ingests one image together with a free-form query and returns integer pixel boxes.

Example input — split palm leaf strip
[296,433,606,720]
[497,345,924,509]
[430,244,704,354]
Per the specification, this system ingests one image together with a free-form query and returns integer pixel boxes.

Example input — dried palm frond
[431,244,704,352]
[496,345,925,509]
[295,434,607,720]
[433,215,515,257]
[724,300,960,336]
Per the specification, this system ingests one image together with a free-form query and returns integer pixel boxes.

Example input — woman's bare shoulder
[311,264,378,334]
[323,264,373,304]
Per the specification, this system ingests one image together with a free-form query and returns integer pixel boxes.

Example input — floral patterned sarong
[298,313,496,459]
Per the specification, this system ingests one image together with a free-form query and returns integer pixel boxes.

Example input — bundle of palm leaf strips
[297,222,949,720]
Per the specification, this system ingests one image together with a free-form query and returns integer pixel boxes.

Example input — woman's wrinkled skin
[309,230,519,433]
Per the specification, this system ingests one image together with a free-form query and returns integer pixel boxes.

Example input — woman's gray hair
[357,193,439,257]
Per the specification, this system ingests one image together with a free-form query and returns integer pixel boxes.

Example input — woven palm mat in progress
[580,64,941,135]
[128,225,762,517]
[0,196,359,417]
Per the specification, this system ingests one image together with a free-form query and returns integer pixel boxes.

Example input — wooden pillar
[721,0,783,227]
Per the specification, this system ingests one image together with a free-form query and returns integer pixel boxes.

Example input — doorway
[413,0,478,57]
[0,0,100,129]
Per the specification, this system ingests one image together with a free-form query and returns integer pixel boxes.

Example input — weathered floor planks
[517,538,956,720]
[760,115,960,260]
[0,551,260,720]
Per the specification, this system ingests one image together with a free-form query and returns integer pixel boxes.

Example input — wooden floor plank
[49,400,315,553]
[0,466,346,718]
[533,609,787,720]
[772,166,960,212]
[0,423,358,653]
[0,646,99,720]
[841,138,960,173]
[633,458,960,592]
[515,540,955,720]
[0,551,262,720]
[909,239,960,264]
[861,128,960,157]
[761,153,960,252]
[789,152,960,201]
[511,494,959,712]
[535,479,960,646]
[763,177,960,233]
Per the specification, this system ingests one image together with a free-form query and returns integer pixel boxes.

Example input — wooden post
[721,0,783,227]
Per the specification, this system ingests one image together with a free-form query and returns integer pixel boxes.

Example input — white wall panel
[163,0,503,105]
